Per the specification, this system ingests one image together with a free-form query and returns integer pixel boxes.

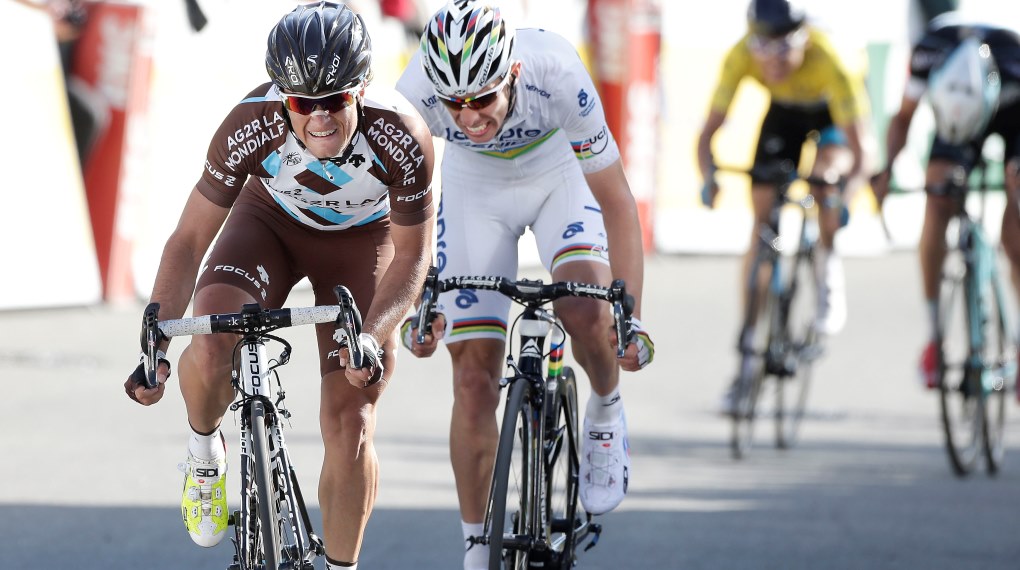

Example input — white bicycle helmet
[927,36,1001,145]
[420,0,515,98]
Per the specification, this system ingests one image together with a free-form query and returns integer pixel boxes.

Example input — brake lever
[415,266,439,345]
[140,302,161,389]
[333,285,364,369]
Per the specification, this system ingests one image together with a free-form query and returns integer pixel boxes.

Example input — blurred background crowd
[1,0,1014,311]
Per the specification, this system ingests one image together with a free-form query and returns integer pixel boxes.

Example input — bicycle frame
[936,161,1016,476]
[413,272,630,569]
[488,306,599,563]
[142,286,366,570]
[232,330,322,570]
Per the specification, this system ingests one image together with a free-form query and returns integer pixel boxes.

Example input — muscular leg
[809,144,853,249]
[1001,159,1020,312]
[178,283,253,432]
[318,334,395,562]
[551,260,618,397]
[743,182,778,314]
[447,338,505,523]
[919,160,960,304]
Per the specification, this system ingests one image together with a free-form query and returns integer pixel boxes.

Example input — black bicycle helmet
[747,0,806,37]
[266,1,372,95]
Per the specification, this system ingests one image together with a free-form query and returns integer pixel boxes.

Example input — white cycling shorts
[435,148,610,344]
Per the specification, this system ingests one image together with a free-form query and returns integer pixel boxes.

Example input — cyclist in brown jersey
[122,4,435,569]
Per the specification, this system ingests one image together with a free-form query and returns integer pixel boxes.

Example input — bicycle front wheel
[775,252,818,449]
[544,367,580,569]
[487,379,535,570]
[937,249,982,476]
[980,263,1013,474]
[732,253,774,459]
[252,401,283,568]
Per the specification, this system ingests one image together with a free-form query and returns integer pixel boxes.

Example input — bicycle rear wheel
[775,252,818,449]
[937,249,982,476]
[488,380,535,570]
[731,254,773,460]
[252,401,283,568]
[544,367,580,569]
[980,265,1013,474]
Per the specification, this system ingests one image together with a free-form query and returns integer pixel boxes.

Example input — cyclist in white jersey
[396,2,654,568]
[123,4,434,569]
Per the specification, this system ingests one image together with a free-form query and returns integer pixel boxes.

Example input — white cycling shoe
[814,251,846,336]
[579,411,630,515]
[179,451,229,547]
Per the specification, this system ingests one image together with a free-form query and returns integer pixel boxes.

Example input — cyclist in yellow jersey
[697,0,874,413]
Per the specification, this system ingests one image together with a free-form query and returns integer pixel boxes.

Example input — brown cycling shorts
[195,192,395,378]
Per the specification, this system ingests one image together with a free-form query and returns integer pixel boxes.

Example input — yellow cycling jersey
[709,27,868,127]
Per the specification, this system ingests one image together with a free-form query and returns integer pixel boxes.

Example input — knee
[453,365,500,411]
[557,297,611,342]
[321,399,376,451]
[183,335,237,380]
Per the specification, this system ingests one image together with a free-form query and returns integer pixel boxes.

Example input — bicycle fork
[964,226,1016,393]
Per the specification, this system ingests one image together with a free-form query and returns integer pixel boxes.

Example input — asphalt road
[2,252,1019,569]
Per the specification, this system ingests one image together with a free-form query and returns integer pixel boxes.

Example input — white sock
[188,427,224,462]
[586,388,622,425]
[462,521,487,570]
[325,556,357,569]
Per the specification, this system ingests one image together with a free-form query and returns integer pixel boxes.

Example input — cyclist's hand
[611,317,655,372]
[870,169,891,209]
[700,178,720,209]
[124,351,171,406]
[341,333,385,389]
[400,313,446,358]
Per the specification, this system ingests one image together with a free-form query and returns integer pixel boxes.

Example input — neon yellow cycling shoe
[178,452,228,547]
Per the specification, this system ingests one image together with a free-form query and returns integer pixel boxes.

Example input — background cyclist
[871,12,1020,393]
[122,4,435,569]
[697,0,875,413]
[395,1,654,567]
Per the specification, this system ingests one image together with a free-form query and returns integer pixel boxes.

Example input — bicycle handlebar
[137,285,367,389]
[414,267,635,358]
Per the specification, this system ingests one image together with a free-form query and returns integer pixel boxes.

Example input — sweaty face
[284,91,361,159]
[439,69,517,144]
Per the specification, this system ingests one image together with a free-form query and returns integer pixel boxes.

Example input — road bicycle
[930,161,1016,476]
[139,285,373,570]
[716,162,836,459]
[414,268,633,569]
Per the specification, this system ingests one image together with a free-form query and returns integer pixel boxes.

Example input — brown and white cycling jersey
[197,82,434,230]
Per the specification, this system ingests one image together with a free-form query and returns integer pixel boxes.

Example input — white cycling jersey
[397,28,621,179]
[397,28,620,342]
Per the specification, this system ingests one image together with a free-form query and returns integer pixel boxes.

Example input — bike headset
[420,1,520,137]
[927,35,1001,146]
[265,1,372,167]
[747,0,806,37]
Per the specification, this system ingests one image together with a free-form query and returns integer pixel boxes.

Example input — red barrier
[73,2,151,303]
[586,0,661,252]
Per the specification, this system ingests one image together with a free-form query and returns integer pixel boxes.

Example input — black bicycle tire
[775,252,816,449]
[981,270,1012,474]
[252,401,283,569]
[545,367,579,569]
[937,251,982,476]
[732,249,773,460]
[488,379,534,570]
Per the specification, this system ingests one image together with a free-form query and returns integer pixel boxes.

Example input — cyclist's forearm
[148,236,206,333]
[600,197,645,317]
[362,220,434,343]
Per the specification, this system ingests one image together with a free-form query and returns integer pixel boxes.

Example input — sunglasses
[436,72,513,111]
[748,29,807,57]
[280,87,360,115]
